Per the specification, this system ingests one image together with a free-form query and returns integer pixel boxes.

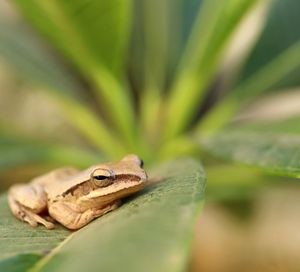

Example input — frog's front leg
[8,167,79,229]
[8,184,55,229]
[49,201,121,230]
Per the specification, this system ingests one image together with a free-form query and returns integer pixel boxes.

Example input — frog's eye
[94,175,108,180]
[91,168,114,181]
[91,168,114,187]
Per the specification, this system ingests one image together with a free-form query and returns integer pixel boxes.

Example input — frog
[8,154,147,230]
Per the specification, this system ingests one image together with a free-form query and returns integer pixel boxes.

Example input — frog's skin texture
[8,155,147,230]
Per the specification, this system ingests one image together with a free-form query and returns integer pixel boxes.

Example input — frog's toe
[8,195,54,229]
[21,211,38,227]
[28,211,55,229]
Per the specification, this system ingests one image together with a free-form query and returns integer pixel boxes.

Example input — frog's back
[31,167,79,186]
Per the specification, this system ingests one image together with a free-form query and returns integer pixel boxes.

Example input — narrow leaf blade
[238,0,300,89]
[202,131,300,178]
[0,134,102,171]
[0,19,82,98]
[0,19,124,156]
[197,0,300,135]
[13,0,136,144]
[164,0,259,139]
[13,0,132,76]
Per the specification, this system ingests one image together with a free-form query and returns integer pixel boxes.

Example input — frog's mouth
[82,174,146,201]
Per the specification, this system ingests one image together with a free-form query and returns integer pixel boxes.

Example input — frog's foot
[49,200,121,230]
[94,200,121,217]
[8,195,55,229]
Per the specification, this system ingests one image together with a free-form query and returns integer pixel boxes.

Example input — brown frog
[8,154,147,230]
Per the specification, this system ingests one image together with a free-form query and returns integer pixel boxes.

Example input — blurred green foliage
[1,0,300,271]
[0,0,299,170]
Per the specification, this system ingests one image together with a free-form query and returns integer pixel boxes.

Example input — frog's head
[83,154,147,202]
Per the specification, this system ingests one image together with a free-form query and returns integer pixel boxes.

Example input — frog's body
[8,155,147,230]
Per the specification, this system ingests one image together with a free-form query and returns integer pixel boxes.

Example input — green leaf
[0,134,102,170]
[0,19,82,98]
[0,254,41,272]
[230,116,300,135]
[139,0,172,143]
[164,0,260,140]
[204,163,281,202]
[0,159,205,272]
[13,0,131,77]
[238,0,300,89]
[202,131,300,178]
[13,0,136,145]
[197,0,300,136]
[197,39,300,136]
[0,19,125,157]
[0,195,69,261]
[55,97,128,158]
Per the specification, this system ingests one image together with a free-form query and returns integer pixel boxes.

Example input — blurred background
[1,0,300,271]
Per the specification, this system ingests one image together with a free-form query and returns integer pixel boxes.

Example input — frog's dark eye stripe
[94,175,108,180]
